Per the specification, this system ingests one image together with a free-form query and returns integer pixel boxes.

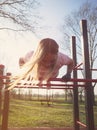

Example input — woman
[9,38,74,89]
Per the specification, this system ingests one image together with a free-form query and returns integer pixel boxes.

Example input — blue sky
[39,0,87,24]
[36,0,96,43]
[36,0,88,39]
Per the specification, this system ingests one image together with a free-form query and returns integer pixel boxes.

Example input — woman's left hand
[61,73,71,81]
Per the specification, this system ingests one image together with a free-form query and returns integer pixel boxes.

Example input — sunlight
[0,30,39,73]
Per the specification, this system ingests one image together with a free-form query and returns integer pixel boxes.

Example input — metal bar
[77,121,87,128]
[80,19,95,130]
[71,36,79,130]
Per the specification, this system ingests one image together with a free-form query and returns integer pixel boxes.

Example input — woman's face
[40,53,58,68]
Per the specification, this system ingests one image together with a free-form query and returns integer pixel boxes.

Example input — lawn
[8,99,73,128]
[1,98,97,128]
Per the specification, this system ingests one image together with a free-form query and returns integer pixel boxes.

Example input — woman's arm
[19,51,34,68]
[19,57,25,68]
[59,52,74,81]
[66,58,74,74]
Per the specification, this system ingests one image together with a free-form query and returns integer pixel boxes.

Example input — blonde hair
[9,38,59,90]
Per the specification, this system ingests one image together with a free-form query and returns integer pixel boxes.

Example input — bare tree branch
[0,0,40,33]
[62,1,97,69]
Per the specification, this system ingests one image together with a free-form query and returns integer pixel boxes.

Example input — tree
[62,1,97,104]
[0,0,41,73]
[63,1,97,69]
[0,0,40,32]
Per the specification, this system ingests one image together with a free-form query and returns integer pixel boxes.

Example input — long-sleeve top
[19,51,73,78]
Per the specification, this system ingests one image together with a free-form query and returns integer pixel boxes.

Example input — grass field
[3,98,95,128]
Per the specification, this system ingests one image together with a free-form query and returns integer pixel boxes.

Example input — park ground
[7,127,89,130]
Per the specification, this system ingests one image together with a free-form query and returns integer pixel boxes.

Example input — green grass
[1,99,97,128]
[8,99,73,127]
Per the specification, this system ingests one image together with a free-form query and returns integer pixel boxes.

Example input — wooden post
[71,36,79,130]
[1,72,11,130]
[80,19,95,130]
[0,64,5,116]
